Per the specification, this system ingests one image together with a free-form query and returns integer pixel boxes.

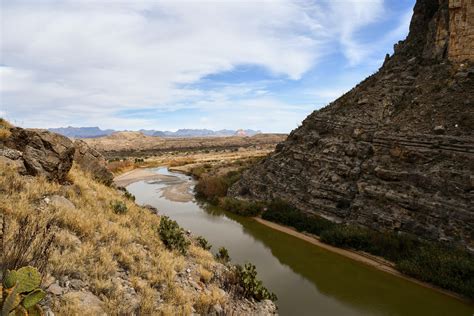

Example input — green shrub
[215,247,230,263]
[237,263,277,301]
[262,199,335,235]
[397,245,474,298]
[320,226,420,262]
[111,200,128,214]
[261,199,474,298]
[195,170,244,204]
[124,191,135,201]
[195,176,228,204]
[219,197,263,216]
[158,216,190,255]
[196,236,212,250]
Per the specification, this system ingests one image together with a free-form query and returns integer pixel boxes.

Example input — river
[126,167,474,316]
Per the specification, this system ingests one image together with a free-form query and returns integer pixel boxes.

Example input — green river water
[126,167,474,316]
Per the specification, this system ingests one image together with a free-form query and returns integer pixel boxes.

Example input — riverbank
[253,217,472,304]
[114,168,195,202]
[114,168,167,187]
[127,166,474,315]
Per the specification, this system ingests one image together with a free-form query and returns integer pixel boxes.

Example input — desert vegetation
[190,150,474,300]
[159,216,190,255]
[235,263,277,302]
[0,160,275,314]
[260,200,474,299]
[0,118,12,140]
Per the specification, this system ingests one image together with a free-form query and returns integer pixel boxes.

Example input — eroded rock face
[73,140,113,185]
[230,0,474,251]
[5,128,75,182]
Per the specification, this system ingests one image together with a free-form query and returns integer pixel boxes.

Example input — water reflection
[126,168,474,316]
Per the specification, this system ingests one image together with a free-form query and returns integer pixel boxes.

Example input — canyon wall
[230,0,474,251]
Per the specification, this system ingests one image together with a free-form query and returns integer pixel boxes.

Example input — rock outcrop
[230,0,474,251]
[3,127,75,182]
[1,126,114,184]
[73,140,114,185]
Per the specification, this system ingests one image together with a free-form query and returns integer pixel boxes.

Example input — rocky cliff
[230,0,474,251]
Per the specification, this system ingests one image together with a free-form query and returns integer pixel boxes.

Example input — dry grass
[0,118,12,140]
[198,266,213,284]
[0,161,229,314]
[194,285,227,314]
[0,213,55,274]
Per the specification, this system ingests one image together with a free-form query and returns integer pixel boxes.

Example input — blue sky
[0,0,415,133]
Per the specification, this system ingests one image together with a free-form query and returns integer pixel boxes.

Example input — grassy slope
[0,162,225,314]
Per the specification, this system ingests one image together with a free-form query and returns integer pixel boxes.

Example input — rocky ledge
[1,127,113,184]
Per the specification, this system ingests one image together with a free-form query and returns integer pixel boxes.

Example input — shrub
[262,199,335,235]
[195,176,228,204]
[196,236,211,250]
[215,247,230,263]
[194,170,245,204]
[124,191,136,201]
[219,197,263,216]
[320,226,420,262]
[111,200,128,214]
[397,245,474,298]
[237,263,277,301]
[158,216,189,255]
[107,160,133,174]
[260,199,474,298]
[319,225,474,298]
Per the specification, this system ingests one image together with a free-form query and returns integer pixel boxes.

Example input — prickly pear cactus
[1,266,45,316]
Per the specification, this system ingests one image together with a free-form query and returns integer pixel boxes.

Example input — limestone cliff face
[230,0,474,251]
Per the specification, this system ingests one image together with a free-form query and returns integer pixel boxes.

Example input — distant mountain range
[48,126,115,138]
[48,126,262,138]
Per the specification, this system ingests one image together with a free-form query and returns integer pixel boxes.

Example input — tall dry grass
[0,118,12,141]
[0,161,229,314]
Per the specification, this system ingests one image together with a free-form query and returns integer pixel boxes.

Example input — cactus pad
[12,267,41,294]
[3,270,18,289]
[21,290,46,310]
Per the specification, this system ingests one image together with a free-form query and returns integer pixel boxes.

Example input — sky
[0,0,415,133]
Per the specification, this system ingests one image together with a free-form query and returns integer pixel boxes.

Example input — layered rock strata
[230,0,474,251]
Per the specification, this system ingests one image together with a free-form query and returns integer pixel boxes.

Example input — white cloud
[0,0,401,130]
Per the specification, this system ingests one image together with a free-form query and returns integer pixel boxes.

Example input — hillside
[48,127,262,139]
[0,122,276,314]
[230,0,474,251]
[82,131,286,158]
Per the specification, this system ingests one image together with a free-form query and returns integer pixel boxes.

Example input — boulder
[73,140,114,185]
[45,195,76,210]
[0,148,26,173]
[5,128,75,182]
[62,291,106,315]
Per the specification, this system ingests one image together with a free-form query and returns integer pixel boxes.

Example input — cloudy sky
[1,0,414,132]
